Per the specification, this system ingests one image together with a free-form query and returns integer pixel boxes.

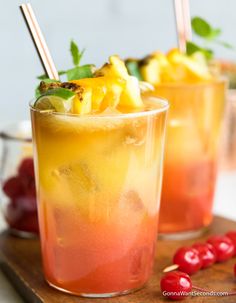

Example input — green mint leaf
[37,74,48,80]
[58,70,67,76]
[206,28,222,41]
[35,79,59,98]
[202,48,214,60]
[191,17,211,37]
[41,87,75,100]
[186,41,201,55]
[70,40,85,66]
[125,60,143,80]
[66,65,93,81]
[70,40,79,66]
[215,40,235,50]
[186,41,214,60]
[78,48,85,65]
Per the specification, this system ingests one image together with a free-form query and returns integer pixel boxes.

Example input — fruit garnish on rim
[124,17,235,85]
[34,55,145,114]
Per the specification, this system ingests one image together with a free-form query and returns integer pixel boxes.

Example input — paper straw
[182,0,192,41]
[20,3,59,80]
[174,0,192,52]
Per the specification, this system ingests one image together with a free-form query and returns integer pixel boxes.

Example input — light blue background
[0,0,235,124]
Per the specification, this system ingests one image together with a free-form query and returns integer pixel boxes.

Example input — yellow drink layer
[32,100,166,220]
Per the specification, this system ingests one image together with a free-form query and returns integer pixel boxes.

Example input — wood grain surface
[0,216,236,303]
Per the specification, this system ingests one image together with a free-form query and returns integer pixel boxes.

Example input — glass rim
[29,96,169,119]
[152,78,227,90]
[0,120,32,142]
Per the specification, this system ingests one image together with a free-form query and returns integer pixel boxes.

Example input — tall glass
[145,80,226,238]
[30,97,168,297]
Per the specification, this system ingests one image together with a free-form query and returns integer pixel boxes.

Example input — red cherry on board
[173,247,202,275]
[160,271,192,300]
[207,235,234,262]
[192,243,217,269]
[225,231,236,256]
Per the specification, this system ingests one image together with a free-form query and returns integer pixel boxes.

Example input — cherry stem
[193,286,236,296]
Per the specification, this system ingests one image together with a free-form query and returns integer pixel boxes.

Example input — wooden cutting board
[0,216,236,303]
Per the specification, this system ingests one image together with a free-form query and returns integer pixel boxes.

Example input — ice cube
[120,190,144,212]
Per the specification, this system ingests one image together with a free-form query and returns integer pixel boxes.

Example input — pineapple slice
[139,52,171,85]
[140,56,161,85]
[100,79,125,110]
[72,87,92,114]
[167,48,212,81]
[71,78,107,111]
[95,55,143,108]
[71,77,125,111]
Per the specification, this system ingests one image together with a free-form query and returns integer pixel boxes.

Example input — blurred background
[0,0,236,124]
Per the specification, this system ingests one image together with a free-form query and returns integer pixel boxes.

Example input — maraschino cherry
[160,271,192,300]
[192,243,216,269]
[207,235,234,262]
[225,231,236,256]
[161,270,236,301]
[173,247,202,275]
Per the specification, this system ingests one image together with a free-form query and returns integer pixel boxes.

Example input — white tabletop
[0,172,235,302]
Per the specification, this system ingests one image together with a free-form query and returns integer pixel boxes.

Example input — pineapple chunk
[71,78,107,111]
[71,77,125,111]
[139,52,171,86]
[167,48,212,81]
[119,76,143,108]
[100,79,125,110]
[95,55,143,108]
[72,87,92,114]
[140,56,161,85]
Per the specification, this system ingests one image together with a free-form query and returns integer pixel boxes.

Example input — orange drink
[31,56,168,296]
[152,81,225,235]
[137,49,226,237]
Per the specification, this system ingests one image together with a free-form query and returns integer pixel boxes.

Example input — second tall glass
[145,80,226,238]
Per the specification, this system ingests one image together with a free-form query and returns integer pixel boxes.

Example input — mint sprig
[40,87,75,100]
[186,41,213,60]
[70,40,84,66]
[186,16,235,59]
[36,40,93,91]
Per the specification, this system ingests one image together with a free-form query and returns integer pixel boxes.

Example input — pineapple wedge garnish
[95,55,143,108]
[71,76,125,112]
[139,52,170,85]
[72,87,92,114]
[140,56,161,86]
[167,48,212,81]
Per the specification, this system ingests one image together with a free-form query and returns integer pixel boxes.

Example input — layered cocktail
[126,49,226,237]
[31,56,168,296]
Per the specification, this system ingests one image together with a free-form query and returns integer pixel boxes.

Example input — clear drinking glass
[220,89,236,170]
[30,96,168,297]
[145,80,226,239]
[0,121,39,237]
